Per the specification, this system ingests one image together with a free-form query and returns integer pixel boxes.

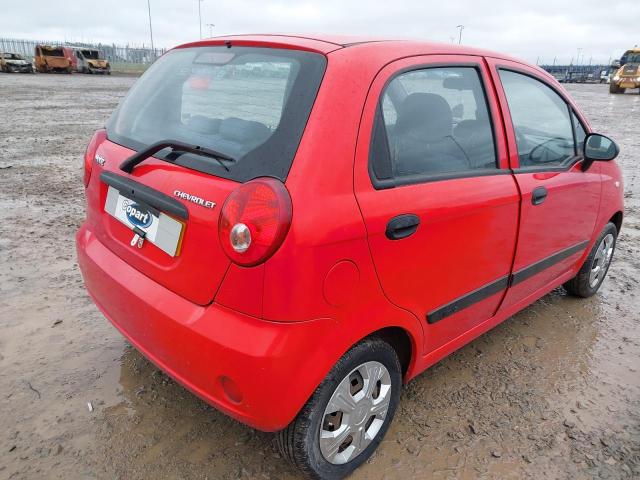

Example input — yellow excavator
[610,47,640,94]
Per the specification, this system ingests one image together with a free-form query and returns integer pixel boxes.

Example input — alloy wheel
[589,233,614,288]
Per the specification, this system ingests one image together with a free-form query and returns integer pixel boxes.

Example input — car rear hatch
[84,43,326,305]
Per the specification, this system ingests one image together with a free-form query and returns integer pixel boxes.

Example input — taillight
[219,177,292,267]
[83,129,107,187]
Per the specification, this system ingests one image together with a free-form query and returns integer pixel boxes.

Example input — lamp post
[147,0,155,60]
[198,0,204,39]
[456,25,464,45]
[207,23,215,37]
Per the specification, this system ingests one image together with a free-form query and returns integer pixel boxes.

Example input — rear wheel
[564,222,617,297]
[277,338,402,479]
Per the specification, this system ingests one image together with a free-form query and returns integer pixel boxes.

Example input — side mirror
[582,133,619,171]
[584,133,619,161]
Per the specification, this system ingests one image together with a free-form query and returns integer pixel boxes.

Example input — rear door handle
[531,186,548,206]
[386,214,420,240]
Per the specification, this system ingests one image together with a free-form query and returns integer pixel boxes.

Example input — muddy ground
[0,73,638,480]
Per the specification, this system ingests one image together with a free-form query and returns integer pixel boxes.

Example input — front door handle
[386,214,420,240]
[531,186,548,206]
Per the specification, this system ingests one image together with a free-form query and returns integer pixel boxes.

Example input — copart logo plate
[122,200,153,228]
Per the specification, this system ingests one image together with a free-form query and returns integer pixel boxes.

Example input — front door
[487,59,601,308]
[354,56,520,355]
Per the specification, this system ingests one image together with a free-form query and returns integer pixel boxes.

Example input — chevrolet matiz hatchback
[77,35,623,479]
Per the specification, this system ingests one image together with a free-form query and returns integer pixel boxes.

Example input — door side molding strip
[427,275,509,324]
[510,240,589,287]
[426,240,589,324]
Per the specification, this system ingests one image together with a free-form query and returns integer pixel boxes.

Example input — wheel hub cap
[319,361,392,465]
[589,233,614,288]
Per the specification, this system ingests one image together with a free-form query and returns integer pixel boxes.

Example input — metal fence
[540,64,612,83]
[0,38,165,64]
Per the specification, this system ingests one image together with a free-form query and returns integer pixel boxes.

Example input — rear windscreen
[107,46,326,182]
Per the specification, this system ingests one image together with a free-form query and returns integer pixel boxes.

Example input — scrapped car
[76,35,623,479]
[610,48,640,93]
[34,45,73,73]
[72,48,111,74]
[0,52,34,73]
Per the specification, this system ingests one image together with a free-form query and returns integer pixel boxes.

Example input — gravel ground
[0,73,638,480]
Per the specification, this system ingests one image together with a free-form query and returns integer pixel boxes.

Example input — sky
[3,0,639,65]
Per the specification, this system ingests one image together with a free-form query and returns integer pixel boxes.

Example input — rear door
[354,56,520,355]
[487,59,600,309]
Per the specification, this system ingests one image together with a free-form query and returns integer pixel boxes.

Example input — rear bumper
[76,224,334,431]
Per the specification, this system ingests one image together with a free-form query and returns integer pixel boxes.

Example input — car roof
[175,33,544,78]
[177,33,521,60]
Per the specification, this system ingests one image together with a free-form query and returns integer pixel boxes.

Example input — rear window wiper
[120,140,235,173]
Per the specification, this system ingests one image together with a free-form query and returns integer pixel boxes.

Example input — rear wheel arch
[609,211,623,234]
[366,326,414,378]
[290,324,417,429]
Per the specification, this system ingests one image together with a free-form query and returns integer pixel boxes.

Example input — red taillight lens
[219,177,292,267]
[83,129,107,187]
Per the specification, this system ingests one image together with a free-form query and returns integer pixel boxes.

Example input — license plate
[104,186,184,257]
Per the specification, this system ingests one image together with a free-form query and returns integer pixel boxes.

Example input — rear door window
[107,47,326,182]
[371,66,497,184]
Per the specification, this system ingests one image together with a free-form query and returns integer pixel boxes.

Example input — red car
[77,35,623,479]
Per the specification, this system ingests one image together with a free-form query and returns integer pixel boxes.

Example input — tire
[610,83,622,94]
[564,222,617,298]
[277,338,402,479]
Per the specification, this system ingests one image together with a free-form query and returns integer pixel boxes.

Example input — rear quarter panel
[261,47,425,378]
